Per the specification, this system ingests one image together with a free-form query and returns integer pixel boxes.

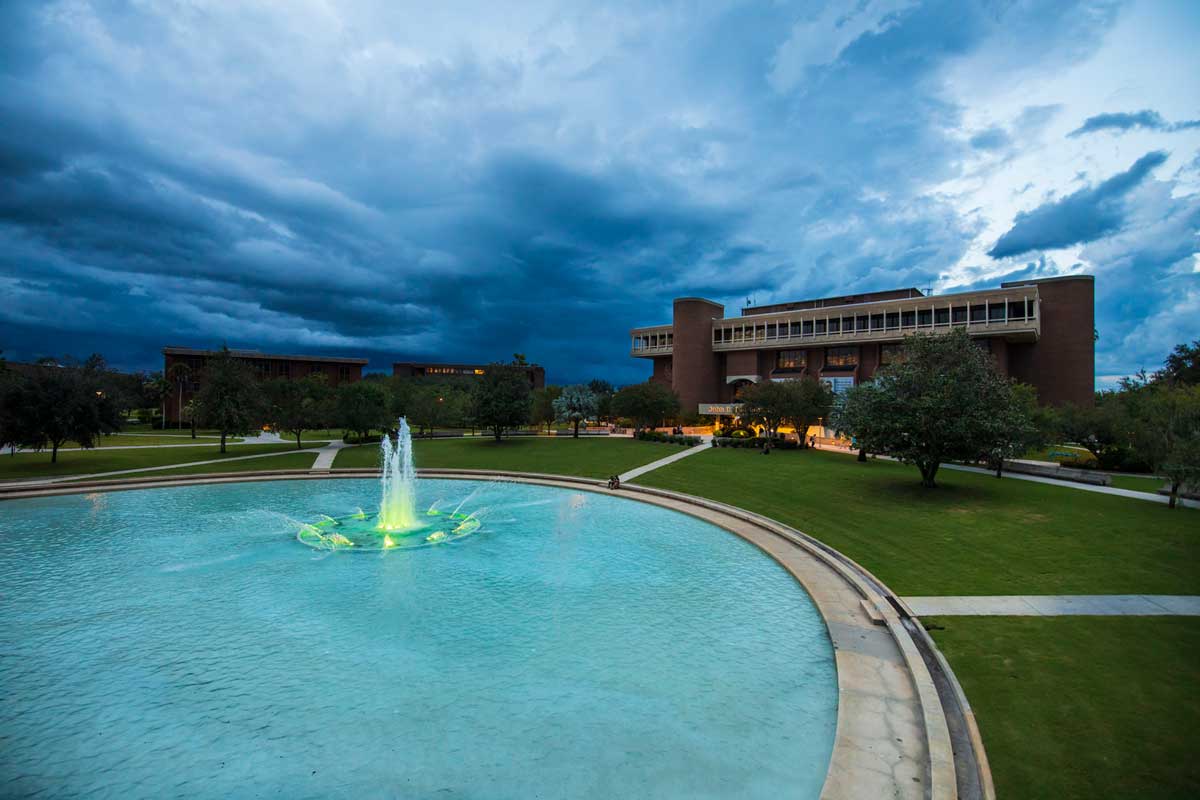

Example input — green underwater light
[297,508,482,552]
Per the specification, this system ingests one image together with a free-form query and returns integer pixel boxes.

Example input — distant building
[630,275,1095,416]
[392,361,546,390]
[162,347,367,422]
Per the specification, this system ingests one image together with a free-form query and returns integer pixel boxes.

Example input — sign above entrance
[699,403,743,416]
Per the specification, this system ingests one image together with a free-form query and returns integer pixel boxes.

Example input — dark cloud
[1068,109,1200,137]
[987,151,1168,258]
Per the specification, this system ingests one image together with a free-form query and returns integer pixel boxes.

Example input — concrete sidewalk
[905,595,1200,616]
[619,441,712,482]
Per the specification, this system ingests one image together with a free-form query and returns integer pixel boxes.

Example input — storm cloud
[0,1,1197,386]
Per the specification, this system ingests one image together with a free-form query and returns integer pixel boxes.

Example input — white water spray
[378,418,419,531]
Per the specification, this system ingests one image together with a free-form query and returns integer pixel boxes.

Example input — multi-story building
[392,361,546,390]
[162,347,368,423]
[630,275,1094,417]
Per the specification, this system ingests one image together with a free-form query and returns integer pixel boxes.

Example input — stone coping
[0,468,992,800]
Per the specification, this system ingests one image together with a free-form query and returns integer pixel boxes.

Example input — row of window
[425,366,486,376]
[772,340,989,373]
[714,298,1035,345]
[631,331,674,351]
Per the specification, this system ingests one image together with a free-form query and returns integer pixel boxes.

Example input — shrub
[343,432,383,445]
[633,430,701,446]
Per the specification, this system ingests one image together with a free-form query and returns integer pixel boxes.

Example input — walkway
[813,444,1198,509]
[904,595,1200,616]
[310,440,348,470]
[618,440,711,483]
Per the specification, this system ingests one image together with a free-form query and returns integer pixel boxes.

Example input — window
[766,323,778,338]
[917,309,932,327]
[880,343,905,366]
[775,350,806,371]
[989,303,1007,322]
[814,319,826,335]
[970,304,987,322]
[841,316,855,333]
[1008,301,1026,320]
[828,318,841,334]
[935,308,950,325]
[855,315,869,331]
[339,365,351,381]
[825,346,857,369]
[886,312,900,329]
[901,310,916,328]
[952,306,968,324]
[802,320,814,336]
[870,313,884,330]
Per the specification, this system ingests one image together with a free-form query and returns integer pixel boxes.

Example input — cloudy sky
[1,0,1197,386]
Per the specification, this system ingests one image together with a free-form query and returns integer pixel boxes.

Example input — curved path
[0,467,993,800]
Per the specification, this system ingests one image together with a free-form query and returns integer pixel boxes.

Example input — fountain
[296,417,483,551]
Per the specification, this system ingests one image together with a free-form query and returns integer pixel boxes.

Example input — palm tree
[166,362,191,430]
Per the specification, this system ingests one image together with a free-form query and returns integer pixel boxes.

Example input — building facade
[162,347,367,423]
[392,362,546,390]
[630,275,1094,416]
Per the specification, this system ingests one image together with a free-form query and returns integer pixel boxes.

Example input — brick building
[162,347,367,423]
[630,275,1095,417]
[392,362,546,390]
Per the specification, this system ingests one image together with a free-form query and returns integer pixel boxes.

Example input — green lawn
[0,443,302,481]
[633,447,1198,596]
[61,433,243,447]
[333,436,675,479]
[106,450,319,478]
[928,616,1200,800]
[1109,475,1166,494]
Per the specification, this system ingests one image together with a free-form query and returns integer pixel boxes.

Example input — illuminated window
[775,350,806,371]
[825,347,857,369]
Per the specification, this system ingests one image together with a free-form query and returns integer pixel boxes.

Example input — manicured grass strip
[1109,475,1165,493]
[120,451,319,478]
[60,434,244,448]
[634,447,1199,596]
[0,443,302,481]
[928,616,1200,800]
[332,436,679,479]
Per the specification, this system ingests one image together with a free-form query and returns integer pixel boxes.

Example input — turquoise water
[0,479,837,798]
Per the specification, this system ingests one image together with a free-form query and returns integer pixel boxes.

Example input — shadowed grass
[0,443,301,481]
[633,447,1198,595]
[928,616,1200,800]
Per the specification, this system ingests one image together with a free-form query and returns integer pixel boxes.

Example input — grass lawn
[633,447,1199,596]
[1109,474,1166,493]
[928,616,1200,800]
[0,443,301,481]
[106,450,319,478]
[58,433,243,447]
[333,436,676,479]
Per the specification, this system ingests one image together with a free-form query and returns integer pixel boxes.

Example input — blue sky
[1,0,1197,387]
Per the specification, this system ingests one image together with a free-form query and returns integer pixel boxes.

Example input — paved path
[310,440,349,470]
[619,440,712,483]
[813,444,1198,509]
[905,595,1200,616]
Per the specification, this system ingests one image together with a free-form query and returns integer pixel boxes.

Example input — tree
[16,364,122,462]
[737,380,791,445]
[193,346,261,453]
[472,363,532,441]
[263,376,326,449]
[407,383,467,437]
[166,362,191,429]
[336,380,391,443]
[144,372,172,429]
[182,399,199,439]
[530,385,563,433]
[1155,340,1200,387]
[836,329,1024,488]
[1133,384,1200,509]
[980,383,1048,478]
[611,382,680,430]
[554,384,599,438]
[781,376,834,448]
